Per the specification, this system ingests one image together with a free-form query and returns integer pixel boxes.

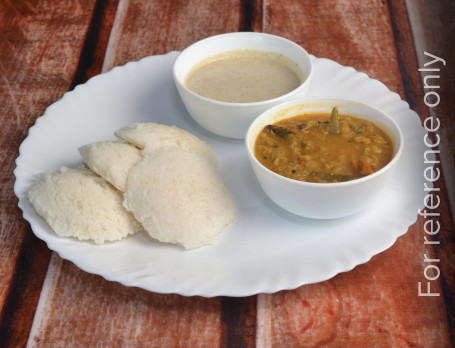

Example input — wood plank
[258,222,450,347]
[102,0,243,71]
[401,0,455,340]
[26,0,251,346]
[239,0,263,32]
[263,0,404,96]
[0,231,52,347]
[406,0,455,218]
[29,255,222,347]
[0,0,97,345]
[257,0,453,346]
[221,297,257,347]
[5,0,452,346]
[70,0,121,87]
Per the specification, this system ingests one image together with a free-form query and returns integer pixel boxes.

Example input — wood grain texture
[256,0,453,346]
[28,255,222,347]
[24,0,247,346]
[263,0,404,97]
[406,0,455,217]
[391,0,455,342]
[0,231,52,347]
[0,0,453,346]
[258,221,451,347]
[70,0,120,87]
[221,297,257,347]
[0,0,96,344]
[103,0,243,72]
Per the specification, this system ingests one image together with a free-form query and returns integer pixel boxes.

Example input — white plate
[14,52,427,297]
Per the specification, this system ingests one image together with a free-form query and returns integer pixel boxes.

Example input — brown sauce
[254,113,394,183]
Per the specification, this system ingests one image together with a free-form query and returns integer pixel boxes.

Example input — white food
[124,147,237,250]
[115,122,218,166]
[27,167,142,244]
[79,140,142,192]
[184,49,303,103]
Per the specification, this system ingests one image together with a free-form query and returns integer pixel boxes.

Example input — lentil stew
[254,110,394,183]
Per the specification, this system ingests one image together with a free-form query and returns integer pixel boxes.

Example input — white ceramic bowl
[173,32,313,139]
[246,97,404,219]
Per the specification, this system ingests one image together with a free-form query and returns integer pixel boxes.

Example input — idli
[27,167,142,244]
[79,140,142,192]
[124,147,237,250]
[115,123,218,166]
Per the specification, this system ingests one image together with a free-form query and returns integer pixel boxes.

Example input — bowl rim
[245,96,405,188]
[172,31,314,107]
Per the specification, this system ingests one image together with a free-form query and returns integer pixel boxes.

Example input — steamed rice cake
[27,167,142,244]
[79,140,142,192]
[115,123,218,166]
[124,147,237,249]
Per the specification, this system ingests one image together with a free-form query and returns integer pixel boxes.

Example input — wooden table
[1,0,454,346]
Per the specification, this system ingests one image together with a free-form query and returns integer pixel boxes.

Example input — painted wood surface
[0,0,453,346]
[0,1,97,346]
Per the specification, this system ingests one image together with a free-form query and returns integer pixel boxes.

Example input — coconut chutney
[184,49,303,103]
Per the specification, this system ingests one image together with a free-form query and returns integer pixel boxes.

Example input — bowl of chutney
[173,32,313,139]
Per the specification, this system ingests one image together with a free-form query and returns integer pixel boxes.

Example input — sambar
[254,110,394,183]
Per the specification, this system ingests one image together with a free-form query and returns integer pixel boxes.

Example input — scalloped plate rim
[14,52,425,297]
